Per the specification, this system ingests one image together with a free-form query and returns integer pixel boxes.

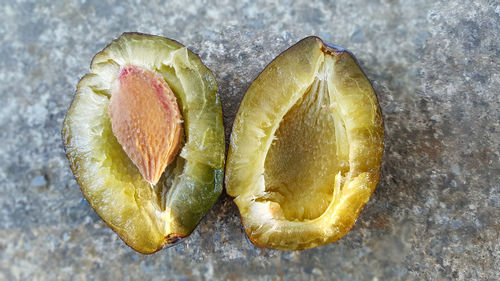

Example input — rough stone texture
[0,0,498,280]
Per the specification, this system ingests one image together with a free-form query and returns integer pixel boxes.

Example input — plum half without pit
[225,36,384,250]
[62,33,225,254]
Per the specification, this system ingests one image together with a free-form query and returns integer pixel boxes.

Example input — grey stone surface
[0,0,498,280]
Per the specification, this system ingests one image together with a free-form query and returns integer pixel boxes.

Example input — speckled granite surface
[0,0,499,280]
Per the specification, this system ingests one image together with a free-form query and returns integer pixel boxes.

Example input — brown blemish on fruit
[320,42,344,56]
[165,233,184,244]
[109,65,183,185]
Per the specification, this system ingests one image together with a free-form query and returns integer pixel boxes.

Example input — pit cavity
[263,59,349,221]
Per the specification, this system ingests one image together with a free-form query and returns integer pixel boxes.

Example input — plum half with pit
[62,33,225,254]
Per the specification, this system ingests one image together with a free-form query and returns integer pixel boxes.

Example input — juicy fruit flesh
[263,61,348,221]
[225,37,384,250]
[62,33,225,254]
[109,65,183,185]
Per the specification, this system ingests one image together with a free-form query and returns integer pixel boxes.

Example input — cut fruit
[225,36,384,250]
[62,33,225,254]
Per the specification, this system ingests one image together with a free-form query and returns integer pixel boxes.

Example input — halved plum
[62,33,225,254]
[225,36,384,250]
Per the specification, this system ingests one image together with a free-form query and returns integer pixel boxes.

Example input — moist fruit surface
[225,36,384,250]
[62,33,225,254]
